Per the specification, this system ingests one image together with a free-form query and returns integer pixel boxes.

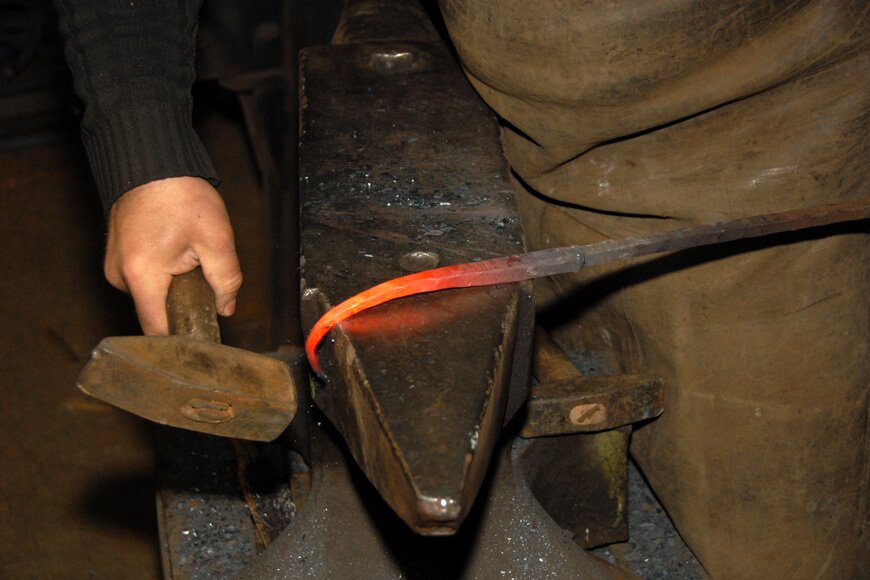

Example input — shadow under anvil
[235,419,628,579]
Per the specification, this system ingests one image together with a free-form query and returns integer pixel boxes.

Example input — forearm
[56,0,240,335]
[56,0,218,213]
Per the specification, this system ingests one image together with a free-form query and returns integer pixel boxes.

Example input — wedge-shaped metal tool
[78,269,296,442]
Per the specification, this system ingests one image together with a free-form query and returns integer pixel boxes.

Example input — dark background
[0,4,272,576]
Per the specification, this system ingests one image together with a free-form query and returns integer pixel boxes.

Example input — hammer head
[77,336,297,442]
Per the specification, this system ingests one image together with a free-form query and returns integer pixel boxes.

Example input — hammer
[77,269,297,442]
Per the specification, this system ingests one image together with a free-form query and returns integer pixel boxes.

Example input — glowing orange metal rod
[305,197,870,377]
[305,247,581,376]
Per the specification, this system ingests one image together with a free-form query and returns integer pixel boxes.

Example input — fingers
[104,176,243,335]
[104,245,181,335]
[128,270,175,335]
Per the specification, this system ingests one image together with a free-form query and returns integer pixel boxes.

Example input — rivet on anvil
[399,250,440,272]
[569,403,608,426]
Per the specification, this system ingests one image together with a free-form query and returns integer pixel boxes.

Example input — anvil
[297,3,534,536]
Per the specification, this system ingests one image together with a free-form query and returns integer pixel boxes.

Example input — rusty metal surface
[516,330,643,548]
[77,267,297,441]
[579,197,870,269]
[77,337,297,441]
[523,327,662,437]
[521,373,664,437]
[235,422,627,579]
[298,13,532,535]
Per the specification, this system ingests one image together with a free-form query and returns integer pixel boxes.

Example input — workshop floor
[0,84,268,577]
[0,131,161,577]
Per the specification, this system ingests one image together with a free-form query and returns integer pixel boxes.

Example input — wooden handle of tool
[533,327,583,383]
[166,268,221,343]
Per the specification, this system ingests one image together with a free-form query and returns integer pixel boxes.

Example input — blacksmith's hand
[104,176,243,335]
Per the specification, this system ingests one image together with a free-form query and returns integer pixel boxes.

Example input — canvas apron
[440,1,869,577]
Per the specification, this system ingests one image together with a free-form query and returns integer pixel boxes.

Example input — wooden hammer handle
[166,268,221,343]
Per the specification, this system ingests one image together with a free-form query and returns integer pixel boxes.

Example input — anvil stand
[155,1,662,577]
[155,404,643,578]
[235,415,625,578]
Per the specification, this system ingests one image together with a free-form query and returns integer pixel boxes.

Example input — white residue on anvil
[469,428,479,450]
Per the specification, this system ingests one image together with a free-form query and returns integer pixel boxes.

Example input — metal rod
[306,197,870,375]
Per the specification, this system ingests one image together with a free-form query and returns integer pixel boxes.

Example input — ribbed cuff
[81,99,219,215]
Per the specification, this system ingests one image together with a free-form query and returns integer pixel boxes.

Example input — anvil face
[299,38,532,534]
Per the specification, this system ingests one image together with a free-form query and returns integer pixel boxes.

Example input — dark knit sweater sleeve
[56,0,218,214]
